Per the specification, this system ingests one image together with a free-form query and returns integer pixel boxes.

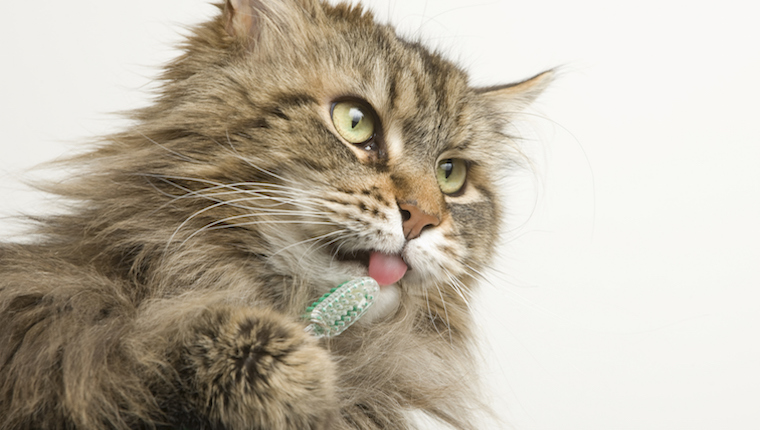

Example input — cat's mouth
[332,248,408,286]
[333,249,370,266]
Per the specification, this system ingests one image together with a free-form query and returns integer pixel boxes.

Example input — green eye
[331,100,375,144]
[436,159,467,195]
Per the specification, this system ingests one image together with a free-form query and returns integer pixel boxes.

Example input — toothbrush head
[304,277,379,338]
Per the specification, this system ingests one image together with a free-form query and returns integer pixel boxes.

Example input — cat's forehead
[323,26,469,110]
[225,2,493,163]
[304,25,475,156]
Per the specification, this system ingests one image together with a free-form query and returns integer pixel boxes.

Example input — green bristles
[304,277,379,338]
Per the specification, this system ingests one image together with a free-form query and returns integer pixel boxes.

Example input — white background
[2,1,758,429]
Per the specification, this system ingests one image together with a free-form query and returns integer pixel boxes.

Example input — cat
[0,0,550,429]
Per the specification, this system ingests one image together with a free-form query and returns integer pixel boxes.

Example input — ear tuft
[477,69,554,113]
[223,0,322,49]
[224,0,262,40]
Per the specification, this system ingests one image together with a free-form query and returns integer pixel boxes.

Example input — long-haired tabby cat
[0,1,550,429]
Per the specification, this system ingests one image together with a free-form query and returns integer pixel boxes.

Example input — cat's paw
[183,306,337,430]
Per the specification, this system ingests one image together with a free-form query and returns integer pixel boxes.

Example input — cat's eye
[436,159,467,195]
[331,100,376,145]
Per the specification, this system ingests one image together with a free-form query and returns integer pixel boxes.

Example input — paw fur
[184,307,337,430]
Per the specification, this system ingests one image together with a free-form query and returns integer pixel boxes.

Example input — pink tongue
[368,251,408,286]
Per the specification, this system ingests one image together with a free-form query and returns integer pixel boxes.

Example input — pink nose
[398,203,440,240]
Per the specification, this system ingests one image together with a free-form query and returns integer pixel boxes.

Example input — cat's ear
[224,0,262,40]
[223,0,319,46]
[476,70,554,113]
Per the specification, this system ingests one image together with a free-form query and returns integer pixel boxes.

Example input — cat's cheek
[402,228,465,285]
[360,284,401,324]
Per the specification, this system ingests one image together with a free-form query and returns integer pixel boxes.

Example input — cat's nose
[398,203,440,240]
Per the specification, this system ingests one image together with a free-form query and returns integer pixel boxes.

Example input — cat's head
[135,0,550,321]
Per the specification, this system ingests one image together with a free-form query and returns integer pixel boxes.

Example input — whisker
[166,199,329,251]
[461,260,581,327]
[324,231,366,263]
[433,283,454,346]
[136,131,202,164]
[294,230,362,269]
[143,173,327,218]
[138,173,316,198]
[220,132,298,186]
[177,218,338,250]
[460,261,491,284]
[269,229,347,261]
[444,269,473,313]
[422,288,445,339]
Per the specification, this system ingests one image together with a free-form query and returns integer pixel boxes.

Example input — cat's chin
[303,257,394,318]
[360,283,401,324]
[342,271,402,324]
[313,258,402,323]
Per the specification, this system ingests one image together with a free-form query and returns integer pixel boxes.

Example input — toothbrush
[303,277,379,338]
